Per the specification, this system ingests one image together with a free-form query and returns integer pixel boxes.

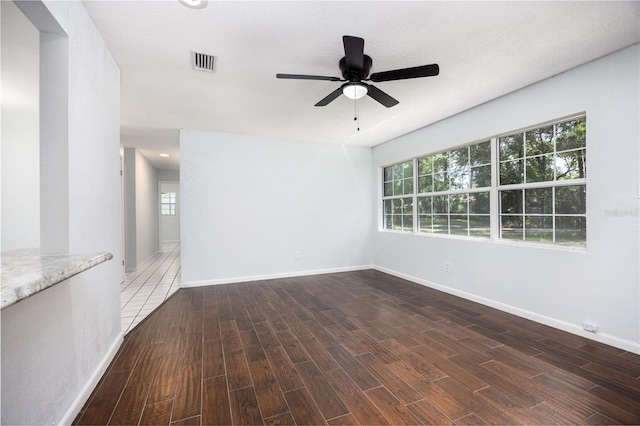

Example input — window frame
[379,113,587,249]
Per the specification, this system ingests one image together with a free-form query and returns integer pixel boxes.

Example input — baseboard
[58,332,124,425]
[374,265,640,355]
[181,264,374,288]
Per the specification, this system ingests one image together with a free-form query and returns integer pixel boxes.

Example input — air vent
[192,51,215,72]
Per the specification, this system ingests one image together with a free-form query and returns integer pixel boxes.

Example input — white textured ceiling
[82,1,640,170]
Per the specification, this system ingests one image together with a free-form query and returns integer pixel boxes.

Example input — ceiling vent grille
[192,51,215,72]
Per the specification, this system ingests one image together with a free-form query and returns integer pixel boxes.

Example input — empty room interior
[1,1,639,425]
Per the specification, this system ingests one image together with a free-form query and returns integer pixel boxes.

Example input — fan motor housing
[339,55,373,81]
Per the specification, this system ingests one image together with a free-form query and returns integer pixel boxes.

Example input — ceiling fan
[276,35,439,108]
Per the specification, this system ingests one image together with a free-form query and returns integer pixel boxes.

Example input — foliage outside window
[499,117,586,245]
[417,141,491,237]
[161,192,176,216]
[382,161,413,231]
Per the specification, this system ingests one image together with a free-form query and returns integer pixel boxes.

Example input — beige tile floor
[120,241,181,334]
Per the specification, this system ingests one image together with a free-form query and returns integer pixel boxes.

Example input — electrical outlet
[443,262,451,273]
[583,321,599,333]
[294,251,301,260]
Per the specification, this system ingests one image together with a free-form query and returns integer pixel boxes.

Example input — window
[382,161,413,231]
[380,114,587,247]
[161,192,176,216]
[499,117,586,245]
[416,141,491,237]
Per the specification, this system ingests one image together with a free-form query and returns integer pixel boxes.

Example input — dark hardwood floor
[74,270,640,425]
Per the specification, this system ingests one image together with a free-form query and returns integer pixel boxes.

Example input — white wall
[1,1,122,424]
[180,130,373,285]
[135,150,159,264]
[1,0,40,251]
[160,181,180,242]
[372,45,640,353]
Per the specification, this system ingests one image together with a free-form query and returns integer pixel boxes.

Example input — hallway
[120,242,181,334]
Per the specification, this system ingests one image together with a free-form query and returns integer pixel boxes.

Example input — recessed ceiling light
[178,0,207,9]
[159,153,170,158]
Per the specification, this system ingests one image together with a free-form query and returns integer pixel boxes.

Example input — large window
[499,117,586,244]
[416,141,491,237]
[381,115,587,247]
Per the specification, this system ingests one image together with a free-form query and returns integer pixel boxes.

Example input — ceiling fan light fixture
[342,83,368,100]
[178,0,208,9]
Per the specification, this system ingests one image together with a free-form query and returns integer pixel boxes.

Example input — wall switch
[294,251,301,260]
[582,321,599,333]
[443,262,451,273]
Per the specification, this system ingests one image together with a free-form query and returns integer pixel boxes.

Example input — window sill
[377,229,586,252]
[1,249,113,310]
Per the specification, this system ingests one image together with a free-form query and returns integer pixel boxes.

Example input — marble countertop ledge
[1,249,113,310]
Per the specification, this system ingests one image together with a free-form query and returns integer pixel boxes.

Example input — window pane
[383,200,392,215]
[433,195,448,214]
[525,187,552,214]
[450,215,468,235]
[418,157,433,175]
[418,175,433,193]
[501,190,523,214]
[384,166,393,182]
[392,215,403,230]
[556,216,586,245]
[403,178,413,194]
[525,126,554,156]
[432,153,448,174]
[449,194,468,214]
[526,154,554,183]
[384,182,393,197]
[433,172,448,192]
[470,215,490,237]
[418,197,431,214]
[525,216,553,243]
[393,180,403,196]
[470,141,491,166]
[556,149,586,180]
[403,214,414,231]
[556,185,586,214]
[555,118,586,152]
[449,147,469,170]
[403,161,413,178]
[501,216,523,240]
[469,192,490,214]
[419,215,433,232]
[450,170,469,190]
[500,160,524,185]
[499,133,523,160]
[392,164,403,180]
[391,198,402,214]
[471,165,491,188]
[433,215,448,233]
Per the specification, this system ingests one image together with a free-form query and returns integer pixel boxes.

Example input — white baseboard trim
[58,332,124,425]
[374,265,640,355]
[181,264,374,288]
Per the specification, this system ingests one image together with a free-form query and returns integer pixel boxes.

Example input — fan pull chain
[354,98,360,131]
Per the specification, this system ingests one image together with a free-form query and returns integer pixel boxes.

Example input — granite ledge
[1,249,114,310]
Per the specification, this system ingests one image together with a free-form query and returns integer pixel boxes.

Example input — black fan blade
[343,35,365,72]
[277,73,341,82]
[369,64,439,82]
[315,87,343,107]
[366,84,399,108]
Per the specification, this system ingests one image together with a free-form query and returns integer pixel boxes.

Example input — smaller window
[382,161,414,231]
[161,192,176,216]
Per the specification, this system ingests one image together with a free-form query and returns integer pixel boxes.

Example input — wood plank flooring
[74,270,640,425]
